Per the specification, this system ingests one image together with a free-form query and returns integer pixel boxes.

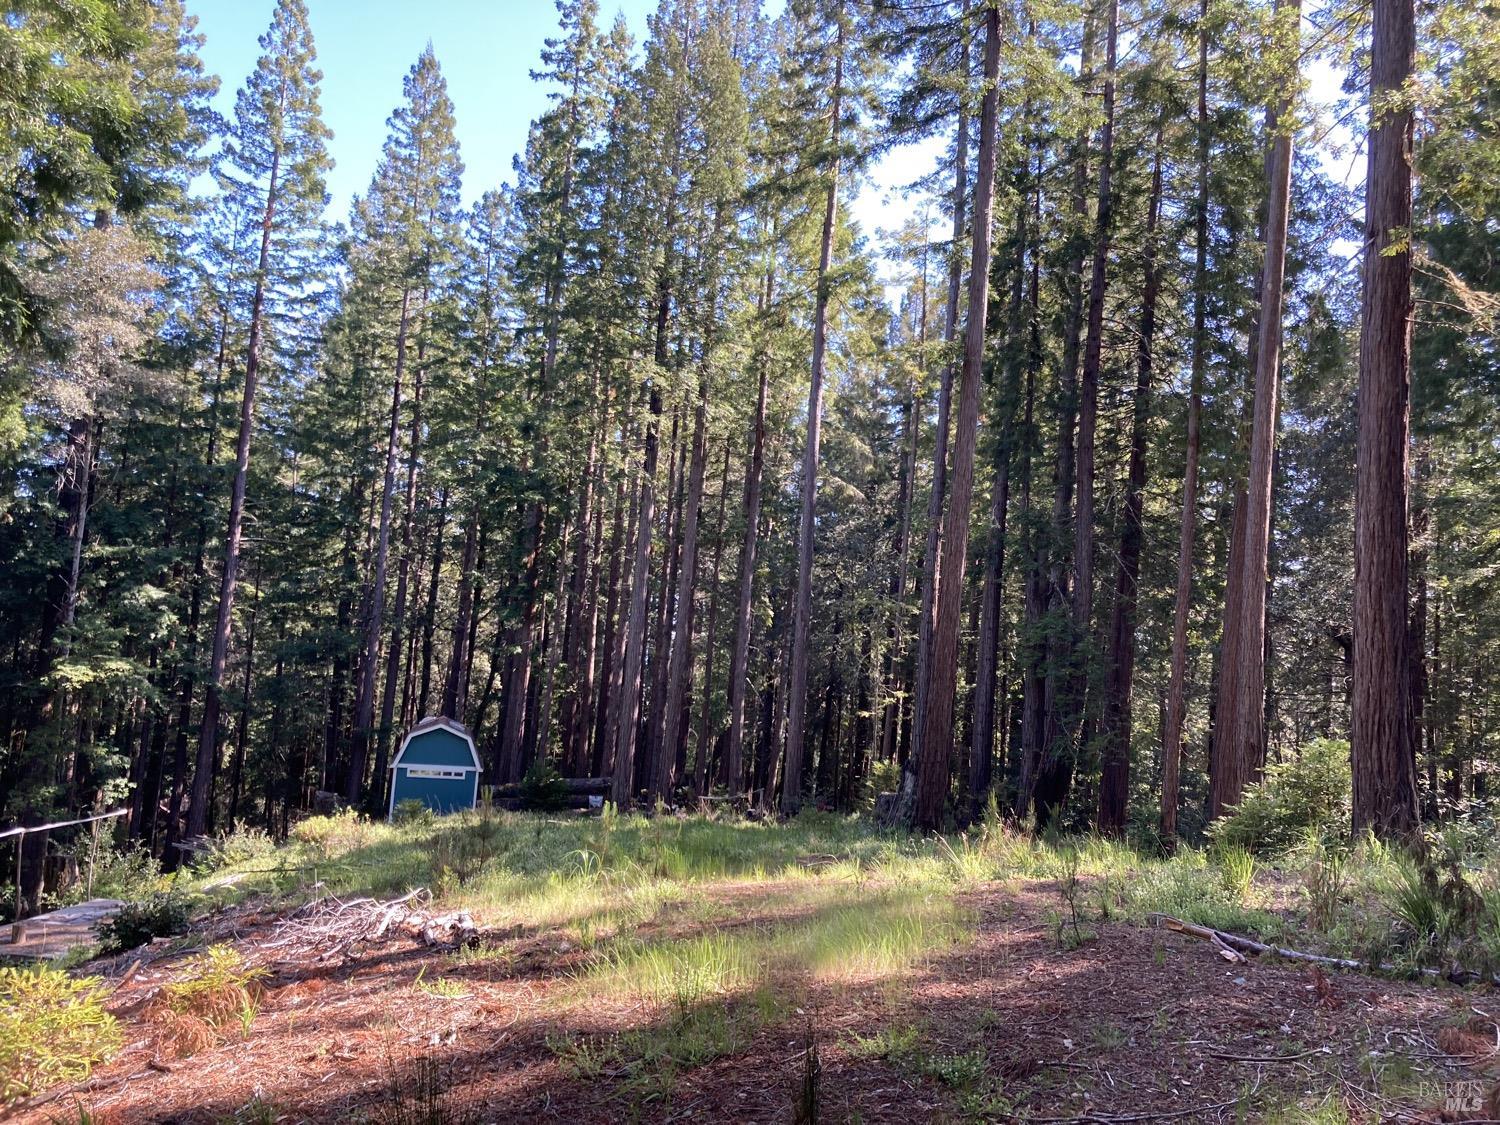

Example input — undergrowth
[151,944,268,1055]
[0,966,121,1103]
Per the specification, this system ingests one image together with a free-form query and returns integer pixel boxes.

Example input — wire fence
[5,807,129,940]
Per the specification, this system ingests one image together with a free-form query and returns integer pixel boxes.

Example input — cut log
[489,776,612,799]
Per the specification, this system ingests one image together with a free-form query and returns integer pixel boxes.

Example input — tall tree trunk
[724,256,776,799]
[559,414,603,772]
[593,474,629,775]
[416,488,448,718]
[898,30,970,821]
[1209,0,1297,819]
[190,144,282,839]
[912,1,1002,833]
[1161,0,1211,844]
[227,560,260,827]
[1351,0,1419,838]
[374,329,428,809]
[612,384,663,807]
[784,10,846,816]
[659,370,711,798]
[348,285,413,803]
[1097,129,1163,834]
[441,506,480,720]
[694,447,731,796]
[970,190,1031,819]
[881,369,920,763]
[644,411,685,792]
[1021,9,1095,825]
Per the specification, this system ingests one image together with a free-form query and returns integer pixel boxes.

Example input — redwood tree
[1351,0,1420,838]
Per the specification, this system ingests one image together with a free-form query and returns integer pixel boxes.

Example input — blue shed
[387,717,482,818]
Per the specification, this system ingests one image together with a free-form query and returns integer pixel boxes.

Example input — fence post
[11,829,24,944]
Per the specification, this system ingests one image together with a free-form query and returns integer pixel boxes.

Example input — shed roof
[389,716,481,771]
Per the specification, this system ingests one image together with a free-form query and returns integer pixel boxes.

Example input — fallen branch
[1000,1083,1257,1123]
[1149,914,1500,986]
[1209,1046,1332,1063]
[262,888,480,961]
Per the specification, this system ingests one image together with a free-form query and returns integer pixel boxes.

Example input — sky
[185,0,934,290]
[187,0,661,218]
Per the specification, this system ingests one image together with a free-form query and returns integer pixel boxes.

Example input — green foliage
[206,824,278,868]
[292,808,383,855]
[392,799,437,829]
[59,838,161,905]
[161,945,267,1028]
[1214,843,1258,902]
[97,889,191,953]
[518,760,570,812]
[0,966,121,1102]
[1210,740,1352,855]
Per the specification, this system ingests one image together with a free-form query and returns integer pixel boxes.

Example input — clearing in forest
[6,809,1499,1123]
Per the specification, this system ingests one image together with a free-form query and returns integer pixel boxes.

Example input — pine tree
[912,0,1003,832]
[1209,0,1299,821]
[345,47,464,805]
[188,0,332,841]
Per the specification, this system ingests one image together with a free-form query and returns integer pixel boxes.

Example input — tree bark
[612,384,663,808]
[1097,128,1163,835]
[970,190,1031,819]
[694,446,731,796]
[347,285,412,803]
[1064,0,1120,799]
[1209,0,1297,819]
[1351,0,1419,838]
[912,1,1003,833]
[190,142,282,838]
[373,325,428,809]
[899,28,969,821]
[1161,0,1211,844]
[1020,9,1095,825]
[723,263,774,798]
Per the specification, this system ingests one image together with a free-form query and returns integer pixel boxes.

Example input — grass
[32,802,1500,1123]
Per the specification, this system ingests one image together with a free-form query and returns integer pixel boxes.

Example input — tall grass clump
[1297,830,1349,931]
[1374,837,1500,977]
[1213,843,1258,902]
[0,966,121,1103]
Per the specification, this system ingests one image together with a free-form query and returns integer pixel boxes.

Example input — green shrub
[392,799,436,829]
[1210,738,1351,855]
[0,966,121,1102]
[97,890,191,953]
[519,760,569,812]
[292,807,379,853]
[60,839,161,904]
[208,823,278,867]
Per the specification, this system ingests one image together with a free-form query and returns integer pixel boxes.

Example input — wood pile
[260,888,478,964]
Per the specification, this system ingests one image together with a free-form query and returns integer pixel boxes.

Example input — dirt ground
[13,881,1499,1124]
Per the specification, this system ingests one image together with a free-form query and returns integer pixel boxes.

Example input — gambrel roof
[388,715,481,771]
